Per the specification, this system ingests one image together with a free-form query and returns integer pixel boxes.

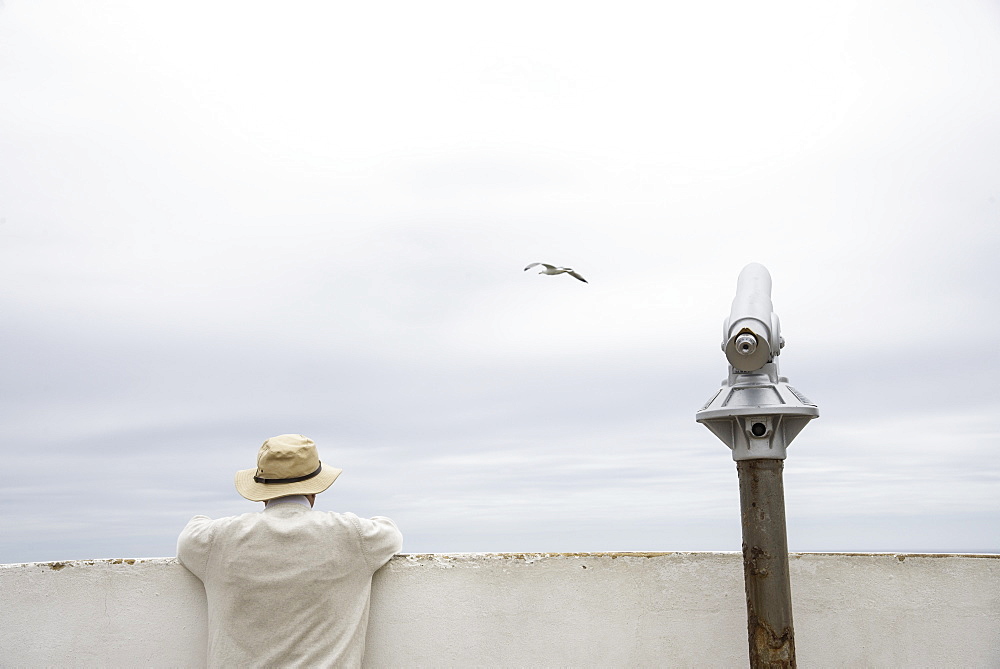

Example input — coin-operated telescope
[695,262,819,667]
[696,262,818,460]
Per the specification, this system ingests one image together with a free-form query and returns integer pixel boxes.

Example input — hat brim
[235,464,343,502]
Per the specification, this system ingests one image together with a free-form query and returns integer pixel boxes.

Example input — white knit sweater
[177,503,402,668]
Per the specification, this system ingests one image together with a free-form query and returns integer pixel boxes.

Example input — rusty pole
[737,459,795,668]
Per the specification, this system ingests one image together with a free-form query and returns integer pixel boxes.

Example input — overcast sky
[2,1,999,564]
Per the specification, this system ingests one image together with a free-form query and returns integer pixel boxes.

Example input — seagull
[523,262,588,283]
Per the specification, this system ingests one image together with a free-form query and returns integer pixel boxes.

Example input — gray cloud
[2,1,999,564]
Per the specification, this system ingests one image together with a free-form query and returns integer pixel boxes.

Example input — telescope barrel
[724,263,778,371]
[728,262,773,338]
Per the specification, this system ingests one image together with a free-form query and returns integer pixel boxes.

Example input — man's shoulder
[177,513,256,574]
[311,511,400,541]
[318,510,360,521]
[313,510,396,527]
[180,512,260,542]
[183,510,258,526]
[305,509,366,528]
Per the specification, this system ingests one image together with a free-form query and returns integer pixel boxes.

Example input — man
[177,434,402,667]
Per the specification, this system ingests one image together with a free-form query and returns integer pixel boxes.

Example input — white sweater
[177,503,402,668]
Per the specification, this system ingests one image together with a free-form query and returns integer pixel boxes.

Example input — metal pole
[737,459,795,668]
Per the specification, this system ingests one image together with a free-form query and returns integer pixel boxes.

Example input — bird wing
[567,271,588,283]
[524,262,541,271]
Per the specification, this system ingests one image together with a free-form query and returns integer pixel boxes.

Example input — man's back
[178,501,402,667]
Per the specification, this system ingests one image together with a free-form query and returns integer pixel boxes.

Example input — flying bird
[523,262,588,283]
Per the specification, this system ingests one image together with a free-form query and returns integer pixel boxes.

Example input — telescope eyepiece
[734,333,757,356]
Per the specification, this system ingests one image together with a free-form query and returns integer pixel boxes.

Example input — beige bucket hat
[235,434,342,502]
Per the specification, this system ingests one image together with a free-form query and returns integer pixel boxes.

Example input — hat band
[254,462,323,484]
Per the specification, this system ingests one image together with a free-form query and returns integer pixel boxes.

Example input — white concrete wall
[1,552,998,667]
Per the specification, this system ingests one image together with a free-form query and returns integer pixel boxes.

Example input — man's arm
[352,515,403,571]
[176,515,215,580]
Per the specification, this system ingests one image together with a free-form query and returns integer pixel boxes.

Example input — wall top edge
[2,551,998,570]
